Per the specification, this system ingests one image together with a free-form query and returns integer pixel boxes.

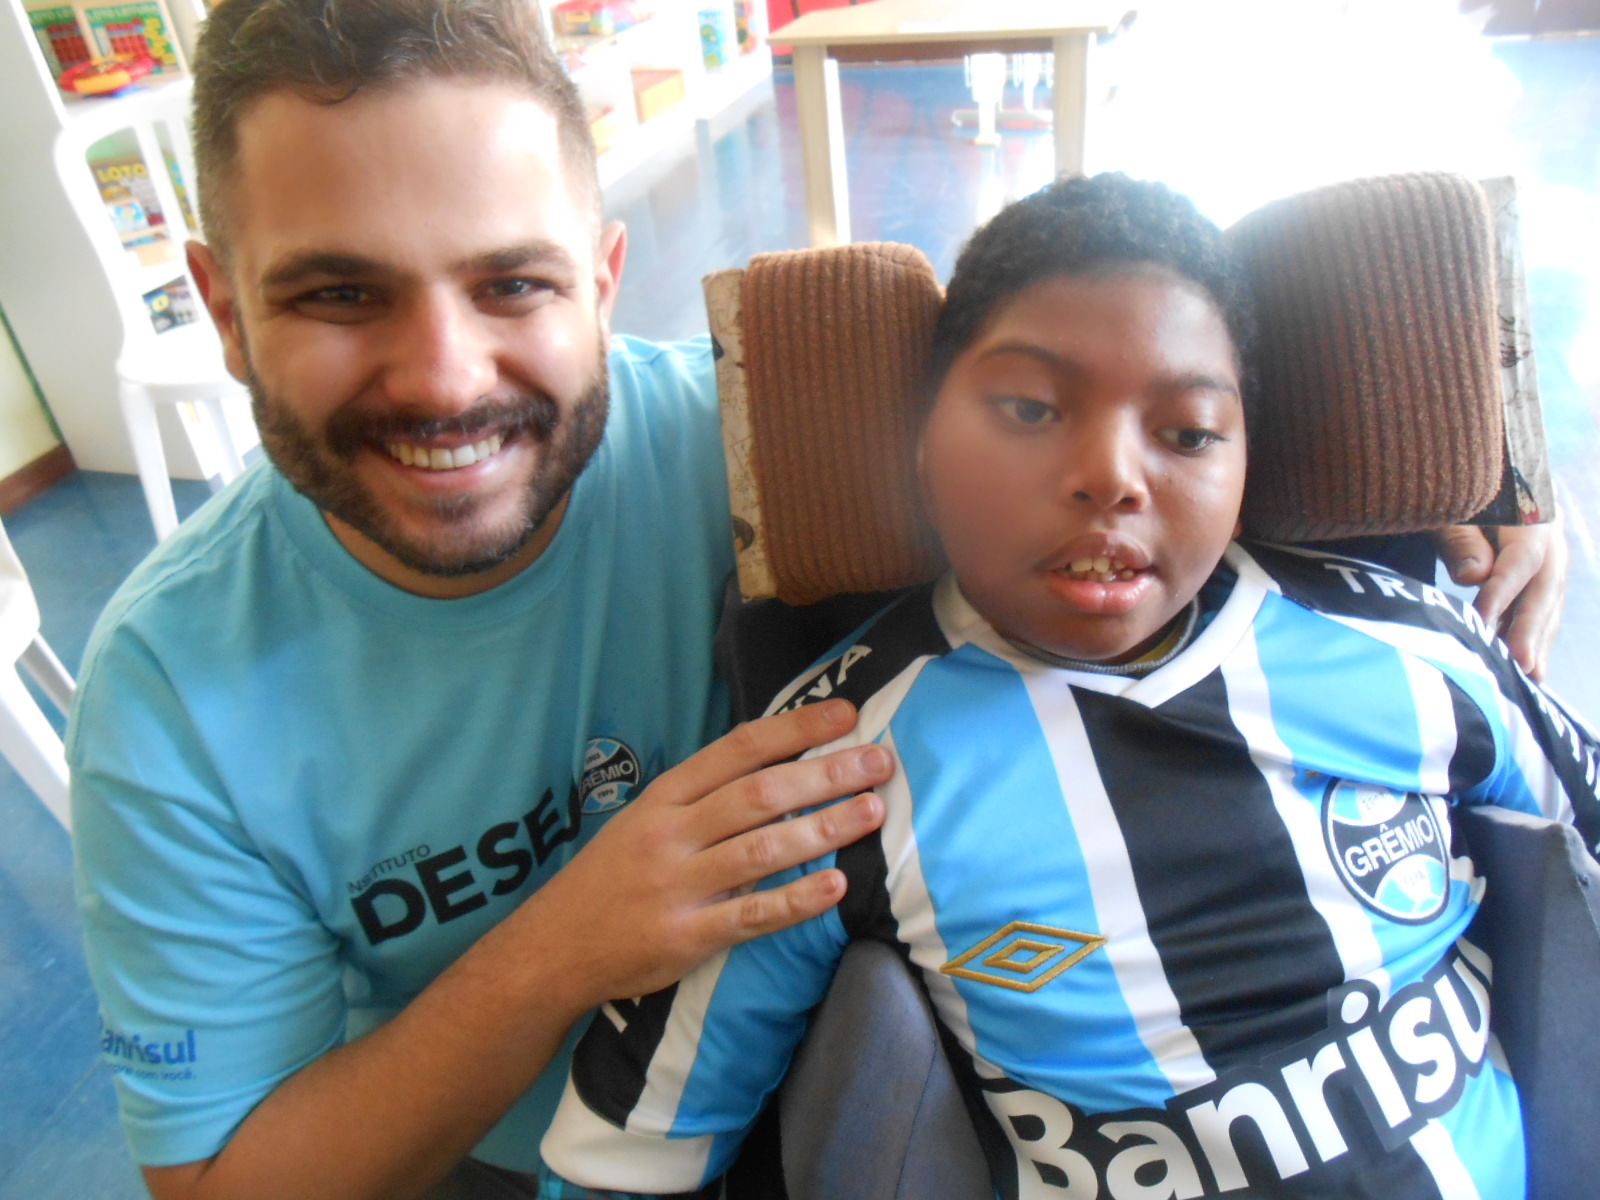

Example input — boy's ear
[187,241,250,383]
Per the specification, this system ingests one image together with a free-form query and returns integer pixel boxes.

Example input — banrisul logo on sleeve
[579,737,642,813]
[1322,779,1450,923]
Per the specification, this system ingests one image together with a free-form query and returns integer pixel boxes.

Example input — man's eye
[482,277,554,302]
[994,396,1057,426]
[302,285,370,306]
[1159,427,1222,453]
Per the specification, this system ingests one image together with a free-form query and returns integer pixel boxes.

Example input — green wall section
[0,301,62,478]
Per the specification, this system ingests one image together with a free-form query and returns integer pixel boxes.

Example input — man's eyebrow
[258,242,580,291]
[260,252,390,291]
[457,241,579,276]
[976,342,1240,397]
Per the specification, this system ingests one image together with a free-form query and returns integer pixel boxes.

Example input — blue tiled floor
[3,30,1598,1197]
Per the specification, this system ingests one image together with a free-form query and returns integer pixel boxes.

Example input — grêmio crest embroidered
[1322,779,1451,923]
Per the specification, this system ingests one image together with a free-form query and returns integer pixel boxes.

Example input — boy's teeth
[386,434,504,470]
[1063,556,1133,582]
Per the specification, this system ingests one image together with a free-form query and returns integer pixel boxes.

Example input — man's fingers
[701,789,886,890]
[1435,524,1496,586]
[693,742,892,847]
[709,868,852,944]
[649,700,861,807]
[1495,521,1566,681]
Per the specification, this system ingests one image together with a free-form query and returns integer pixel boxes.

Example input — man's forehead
[232,77,565,164]
[221,78,598,268]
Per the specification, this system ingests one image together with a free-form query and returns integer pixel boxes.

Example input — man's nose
[1058,414,1150,513]
[381,291,497,412]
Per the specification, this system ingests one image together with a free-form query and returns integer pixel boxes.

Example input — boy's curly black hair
[927,172,1255,399]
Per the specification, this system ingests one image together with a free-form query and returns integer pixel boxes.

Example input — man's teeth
[386,434,504,470]
[1063,556,1137,583]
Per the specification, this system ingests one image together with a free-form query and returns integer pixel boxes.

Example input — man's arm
[1435,512,1567,680]
[140,699,889,1200]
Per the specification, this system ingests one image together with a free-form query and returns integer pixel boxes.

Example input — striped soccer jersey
[542,542,1600,1199]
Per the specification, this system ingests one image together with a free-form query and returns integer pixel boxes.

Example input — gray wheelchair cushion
[1456,804,1600,1200]
[780,940,991,1200]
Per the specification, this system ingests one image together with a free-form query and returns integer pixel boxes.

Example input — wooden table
[772,0,1132,247]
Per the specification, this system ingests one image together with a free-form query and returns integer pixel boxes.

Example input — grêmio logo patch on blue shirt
[1322,779,1451,923]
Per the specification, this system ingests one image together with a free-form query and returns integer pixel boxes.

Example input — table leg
[1052,32,1094,179]
[793,44,851,246]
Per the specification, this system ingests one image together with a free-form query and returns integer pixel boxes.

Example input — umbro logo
[942,921,1106,992]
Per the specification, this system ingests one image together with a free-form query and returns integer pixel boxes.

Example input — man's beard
[247,348,610,578]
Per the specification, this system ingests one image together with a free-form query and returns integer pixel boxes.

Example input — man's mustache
[324,393,561,459]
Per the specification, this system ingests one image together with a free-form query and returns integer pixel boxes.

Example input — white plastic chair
[0,517,74,830]
[52,79,254,542]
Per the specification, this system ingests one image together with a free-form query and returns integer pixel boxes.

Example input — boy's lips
[1043,567,1155,615]
[1038,536,1155,614]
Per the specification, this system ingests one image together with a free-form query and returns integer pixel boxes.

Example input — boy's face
[919,267,1246,664]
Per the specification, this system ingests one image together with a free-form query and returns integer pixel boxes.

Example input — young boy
[540,174,1600,1199]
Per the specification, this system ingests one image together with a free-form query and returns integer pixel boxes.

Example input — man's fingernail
[818,699,852,723]
[857,745,890,774]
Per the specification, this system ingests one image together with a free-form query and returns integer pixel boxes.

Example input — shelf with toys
[1,0,218,478]
[544,0,772,190]
[1,0,770,478]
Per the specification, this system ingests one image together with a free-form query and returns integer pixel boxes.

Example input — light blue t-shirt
[68,336,733,1170]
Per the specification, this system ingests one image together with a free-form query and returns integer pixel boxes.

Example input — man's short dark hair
[927,172,1255,397]
[192,0,597,252]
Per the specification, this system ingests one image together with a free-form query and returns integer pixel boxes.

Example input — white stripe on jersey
[633,948,732,1137]
[1219,616,1392,998]
[1399,656,1484,896]
[1403,653,1460,796]
[877,725,1006,1084]
[1021,670,1215,1095]
[1410,1118,1485,1200]
[542,1075,714,1192]
[1325,609,1580,824]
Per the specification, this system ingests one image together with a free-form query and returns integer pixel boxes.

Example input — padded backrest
[707,173,1506,605]
[1229,173,1504,540]
[706,243,945,606]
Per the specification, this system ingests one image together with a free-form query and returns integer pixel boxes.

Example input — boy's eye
[1159,427,1223,453]
[993,396,1058,426]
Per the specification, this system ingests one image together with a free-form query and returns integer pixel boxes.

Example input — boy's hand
[1436,511,1567,681]
[514,699,891,1011]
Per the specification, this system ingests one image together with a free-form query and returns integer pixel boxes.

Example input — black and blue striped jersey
[542,542,1600,1199]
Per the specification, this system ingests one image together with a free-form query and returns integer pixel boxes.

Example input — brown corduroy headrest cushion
[735,242,945,605]
[1227,172,1504,541]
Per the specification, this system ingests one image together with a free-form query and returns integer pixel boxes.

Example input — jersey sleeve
[1456,644,1600,850]
[69,623,347,1167]
[540,860,851,1192]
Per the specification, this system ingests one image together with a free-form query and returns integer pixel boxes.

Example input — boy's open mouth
[1058,556,1138,583]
